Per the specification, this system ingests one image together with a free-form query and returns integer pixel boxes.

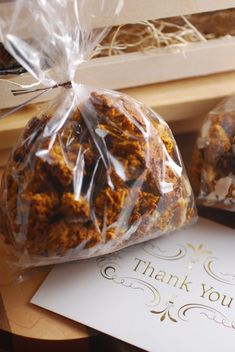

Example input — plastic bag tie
[11,81,72,96]
[0,79,72,120]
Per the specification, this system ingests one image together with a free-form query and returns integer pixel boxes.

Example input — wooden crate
[1,36,235,110]
[1,1,235,109]
[1,0,235,28]
[0,71,234,155]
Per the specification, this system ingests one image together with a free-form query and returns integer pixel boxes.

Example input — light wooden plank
[1,0,235,29]
[113,0,235,25]
[122,71,235,109]
[0,103,46,149]
[1,38,235,109]
[78,38,235,90]
[0,71,233,149]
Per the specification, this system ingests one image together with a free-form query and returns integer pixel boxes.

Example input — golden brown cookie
[190,102,235,211]
[0,90,196,266]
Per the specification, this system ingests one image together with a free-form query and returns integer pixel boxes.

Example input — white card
[32,218,235,352]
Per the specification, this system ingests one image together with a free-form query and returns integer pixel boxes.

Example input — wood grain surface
[1,71,235,150]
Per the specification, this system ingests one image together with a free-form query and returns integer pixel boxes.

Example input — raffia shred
[92,11,235,59]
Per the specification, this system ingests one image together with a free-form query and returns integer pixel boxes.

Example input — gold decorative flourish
[187,243,213,259]
[203,257,235,285]
[186,243,213,269]
[151,300,177,323]
[143,241,186,261]
[97,252,123,265]
[97,256,161,307]
[178,303,235,329]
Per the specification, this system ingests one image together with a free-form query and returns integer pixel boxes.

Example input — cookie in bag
[1,87,197,266]
[0,0,197,267]
[190,96,235,211]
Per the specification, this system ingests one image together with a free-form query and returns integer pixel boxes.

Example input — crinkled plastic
[0,0,197,268]
[190,96,235,211]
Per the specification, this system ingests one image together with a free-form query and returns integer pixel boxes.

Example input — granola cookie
[0,89,196,266]
[190,98,235,211]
